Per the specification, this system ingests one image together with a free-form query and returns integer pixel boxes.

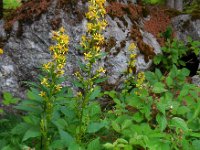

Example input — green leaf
[170,117,189,132]
[157,101,166,115]
[22,127,41,142]
[152,82,167,93]
[153,55,162,65]
[50,140,66,149]
[176,106,190,115]
[11,123,29,135]
[121,120,132,130]
[166,76,173,87]
[155,69,163,79]
[132,112,144,123]
[192,140,200,150]
[103,143,114,149]
[89,86,101,100]
[59,129,75,147]
[87,138,101,150]
[111,121,121,133]
[94,77,107,84]
[87,122,106,133]
[156,114,167,131]
[73,80,84,88]
[2,92,20,106]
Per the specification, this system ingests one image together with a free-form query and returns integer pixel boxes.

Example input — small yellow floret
[55,84,62,91]
[0,48,3,54]
[39,91,46,97]
[128,43,136,51]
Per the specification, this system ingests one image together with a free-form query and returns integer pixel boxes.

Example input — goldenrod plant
[73,0,107,142]
[39,27,69,150]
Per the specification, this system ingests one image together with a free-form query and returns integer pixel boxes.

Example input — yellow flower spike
[0,48,3,54]
[39,91,46,97]
[128,43,136,51]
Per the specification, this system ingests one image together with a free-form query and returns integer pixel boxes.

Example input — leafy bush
[153,38,200,71]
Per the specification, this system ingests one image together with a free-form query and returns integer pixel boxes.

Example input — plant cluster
[0,0,200,150]
[153,37,200,71]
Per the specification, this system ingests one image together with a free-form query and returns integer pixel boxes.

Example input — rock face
[0,0,199,98]
[172,14,200,41]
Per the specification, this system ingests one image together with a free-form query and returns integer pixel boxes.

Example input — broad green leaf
[11,123,29,135]
[166,76,173,87]
[103,143,114,149]
[153,55,162,65]
[152,82,167,93]
[87,138,101,150]
[22,127,41,142]
[170,117,189,132]
[50,140,66,149]
[192,140,200,150]
[59,129,75,147]
[132,112,144,123]
[121,120,132,130]
[156,114,167,131]
[111,121,121,133]
[155,69,163,79]
[87,122,106,133]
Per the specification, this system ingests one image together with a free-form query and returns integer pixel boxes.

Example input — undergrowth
[0,0,200,150]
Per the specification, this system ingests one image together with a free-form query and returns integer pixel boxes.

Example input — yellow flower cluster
[136,72,145,89]
[0,48,3,55]
[39,27,69,97]
[81,0,107,63]
[127,43,137,74]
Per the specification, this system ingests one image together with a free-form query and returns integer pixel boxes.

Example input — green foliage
[104,66,200,150]
[142,0,165,4]
[153,38,200,71]
[3,0,21,9]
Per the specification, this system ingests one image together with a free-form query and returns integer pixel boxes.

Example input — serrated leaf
[170,117,188,132]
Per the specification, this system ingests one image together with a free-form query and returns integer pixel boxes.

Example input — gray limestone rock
[172,14,200,41]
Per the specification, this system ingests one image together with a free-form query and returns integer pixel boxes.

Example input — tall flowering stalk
[39,27,69,150]
[75,0,107,142]
[124,42,145,95]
